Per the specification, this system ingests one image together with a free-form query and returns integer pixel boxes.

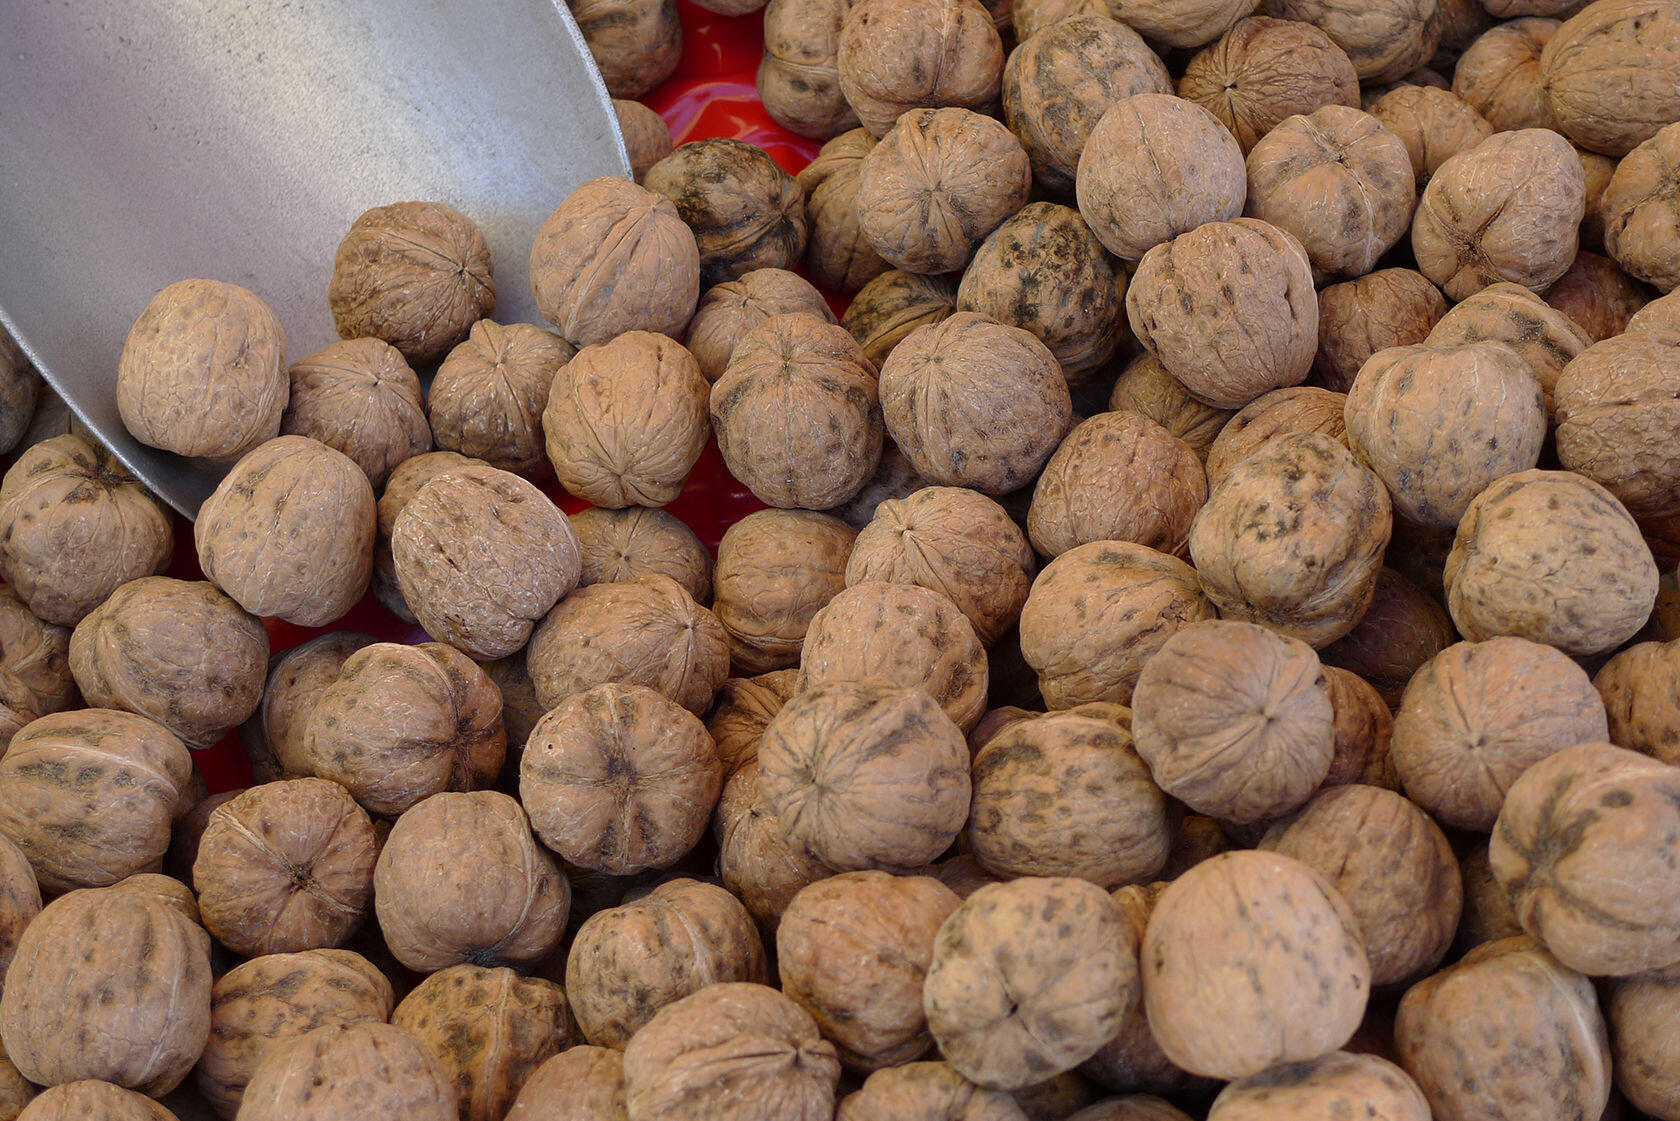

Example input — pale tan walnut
[857,109,1031,276]
[566,878,765,1049]
[108,873,200,930]
[1189,433,1392,647]
[1019,541,1215,709]
[1126,219,1317,410]
[836,0,1003,138]
[1311,270,1446,394]
[236,1022,455,1121]
[1445,469,1658,655]
[17,1083,173,1121]
[195,435,376,627]
[327,202,494,365]
[879,312,1072,495]
[238,631,377,782]
[371,450,486,622]
[481,652,541,771]
[1243,105,1417,281]
[192,778,376,957]
[714,509,855,674]
[69,577,267,750]
[843,270,958,368]
[543,333,710,508]
[1595,638,1680,764]
[1544,250,1655,341]
[529,177,700,348]
[279,338,430,489]
[374,790,567,972]
[759,681,969,870]
[1602,124,1680,295]
[707,670,798,776]
[644,140,809,288]
[1010,0,1103,41]
[714,760,832,930]
[1607,964,1680,1119]
[394,463,582,659]
[306,641,504,818]
[527,574,730,715]
[1451,18,1560,131]
[1320,666,1399,790]
[1208,1052,1429,1121]
[570,506,712,604]
[1555,335,1680,517]
[570,0,681,99]
[0,887,211,1095]
[392,965,573,1121]
[759,0,859,139]
[1131,619,1335,824]
[1366,85,1493,189]
[968,710,1169,887]
[614,99,673,180]
[195,949,394,1118]
[924,876,1138,1091]
[847,486,1033,647]
[688,270,835,382]
[1075,95,1246,265]
[837,1061,1029,1121]
[1000,17,1172,193]
[1204,386,1349,489]
[1179,17,1360,155]
[1105,0,1250,48]
[506,1046,626,1121]
[0,837,38,992]
[1423,281,1591,414]
[521,683,721,875]
[798,130,889,294]
[1394,936,1610,1121]
[1540,0,1680,158]
[116,278,288,461]
[1491,742,1680,976]
[712,313,884,510]
[0,326,42,460]
[1107,355,1234,461]
[1066,1097,1189,1121]
[1391,636,1609,831]
[428,321,572,478]
[1265,0,1438,82]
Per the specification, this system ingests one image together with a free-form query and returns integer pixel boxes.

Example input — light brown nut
[0,589,72,754]
[1204,386,1349,489]
[569,506,713,605]
[372,450,487,622]
[1452,18,1561,131]
[236,1022,455,1121]
[280,338,430,488]
[1107,355,1235,460]
[1539,0,1680,158]
[645,139,808,287]
[759,0,859,139]
[1607,963,1680,1119]
[1595,638,1680,765]
[529,177,700,348]
[714,761,832,931]
[798,130,889,293]
[428,321,572,477]
[327,202,494,365]
[237,631,378,782]
[713,509,854,673]
[1602,122,1680,294]
[1366,85,1494,187]
[116,278,288,461]
[1265,0,1438,82]
[613,99,674,180]
[1313,270,1448,395]
[571,0,681,99]
[521,683,721,875]
[16,1083,173,1121]
[834,444,930,529]
[706,670,799,776]
[836,0,1003,138]
[1065,1097,1190,1121]
[1456,842,1524,954]
[1577,144,1619,254]
[1555,334,1680,517]
[1180,17,1360,154]
[1208,1052,1429,1121]
[1422,280,1591,415]
[837,1061,1028,1121]
[842,270,958,368]
[506,1046,626,1121]
[1391,636,1608,831]
[688,270,835,382]
[1628,287,1680,342]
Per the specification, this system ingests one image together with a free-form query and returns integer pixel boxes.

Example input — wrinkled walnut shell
[281,338,430,488]
[713,509,856,674]
[429,321,572,477]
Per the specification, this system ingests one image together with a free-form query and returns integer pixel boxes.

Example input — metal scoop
[0,0,630,517]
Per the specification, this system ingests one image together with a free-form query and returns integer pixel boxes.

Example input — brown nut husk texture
[1202,386,1349,489]
[236,1021,455,1121]
[1539,0,1680,158]
[428,320,573,477]
[1365,85,1494,186]
[843,270,958,369]
[644,139,809,287]
[798,130,890,294]
[1423,280,1591,414]
[240,632,374,782]
[835,0,1004,138]
[758,0,859,140]
[281,338,430,488]
[713,509,856,673]
[505,1045,626,1121]
[571,0,682,99]
[614,98,674,180]
[1179,17,1361,155]
[570,506,713,605]
[1207,1052,1430,1121]
[686,269,834,382]
[1601,121,1680,294]
[1595,638,1680,765]
[1554,334,1680,518]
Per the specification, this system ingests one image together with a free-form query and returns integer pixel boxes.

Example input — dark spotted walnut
[713,509,855,674]
[428,321,573,478]
[1423,281,1591,416]
[0,327,42,461]
[1179,17,1360,154]
[644,139,808,288]
[1203,386,1349,489]
[1595,638,1680,766]
[835,0,1003,138]
[1106,355,1234,460]
[281,338,431,488]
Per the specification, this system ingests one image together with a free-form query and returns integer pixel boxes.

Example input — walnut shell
[0,327,42,461]
[1320,567,1453,708]
[521,683,721,875]
[530,177,701,348]
[16,1083,172,1121]
[239,632,376,782]
[798,130,890,293]
[880,312,1072,495]
[1412,128,1586,300]
[843,270,958,368]
[1539,0,1680,158]
[116,278,288,461]
[372,450,487,621]
[1208,1052,1429,1121]
[712,313,884,510]
[714,761,832,930]
[279,338,430,489]
[69,577,268,750]
[614,99,673,181]
[0,838,38,994]
[837,1061,1029,1121]
[1318,666,1399,790]
[1204,386,1349,488]
[1602,122,1680,293]
[1456,841,1524,954]
[836,0,1003,137]
[1394,936,1611,1121]
[570,0,681,98]
[857,109,1031,276]
[1392,636,1609,831]
[306,642,505,818]
[1606,963,1680,1119]
[1544,250,1654,341]
[1595,638,1680,764]
[1126,219,1317,409]
[566,878,765,1048]
[392,965,572,1121]
[1,887,211,1095]
[707,670,798,776]
[1179,17,1360,154]
[570,506,713,605]
[1366,85,1494,188]
[1107,357,1233,461]
[1451,18,1560,131]
[1266,0,1438,82]
[0,594,71,752]
[374,791,567,972]
[1628,287,1680,341]
[1555,335,1680,517]
[237,1022,455,1121]
[393,463,582,659]
[924,877,1138,1090]
[623,982,839,1121]
[688,271,835,382]
[1577,144,1619,254]
[427,321,572,477]
[527,574,730,715]
[506,1046,626,1121]
[195,949,394,1118]
[835,443,931,528]
[714,509,855,674]
[647,142,811,287]
[1311,269,1447,394]
[1422,280,1591,414]
[759,0,859,139]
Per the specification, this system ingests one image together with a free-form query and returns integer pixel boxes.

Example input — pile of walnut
[0,0,1678,1117]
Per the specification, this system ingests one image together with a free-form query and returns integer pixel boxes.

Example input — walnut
[238,632,377,782]
[836,1061,1029,1121]
[798,130,890,293]
[712,510,854,673]
[393,464,582,659]
[570,0,681,98]
[1577,144,1619,254]
[1456,841,1524,953]
[570,506,713,605]
[1179,17,1360,154]
[69,577,267,750]
[1203,386,1349,489]
[836,0,1003,137]
[1010,0,1104,41]
[428,321,572,477]
[279,338,430,488]
[1423,281,1591,414]
[567,878,765,1048]
[645,142,811,286]
[1602,121,1680,294]
[1595,638,1680,764]
[843,270,958,368]
[116,278,288,461]
[529,177,700,348]
[688,270,835,382]
[714,761,832,931]
[1392,636,1609,830]
[712,313,884,510]
[707,670,798,777]
[0,837,37,994]
[1366,85,1494,187]
[613,99,673,180]
[1629,287,1680,341]
[1310,270,1447,394]
[236,1022,455,1121]
[1207,1053,1429,1121]
[1320,666,1399,790]
[1544,251,1655,341]
[0,327,41,460]
[16,1083,173,1121]
[759,0,859,139]
[1105,356,1232,460]
[527,574,729,715]
[1265,0,1438,82]
[195,949,394,1118]
[371,450,486,622]
[1540,0,1680,157]
[1000,17,1171,193]
[857,109,1031,275]
[392,965,572,1121]
[924,877,1137,1090]
[506,1046,626,1121]
[1321,568,1453,707]
[1445,469,1658,655]
[1555,334,1680,517]
[1451,18,1560,131]
[0,887,210,1095]
[835,443,931,529]
[1607,963,1680,1118]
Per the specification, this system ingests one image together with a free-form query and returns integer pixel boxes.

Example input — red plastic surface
[183,1,832,794]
